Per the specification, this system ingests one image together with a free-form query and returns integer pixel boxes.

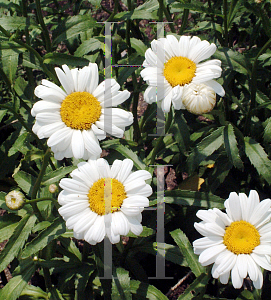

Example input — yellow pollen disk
[223,220,260,255]
[88,178,127,215]
[163,56,197,87]
[60,91,102,130]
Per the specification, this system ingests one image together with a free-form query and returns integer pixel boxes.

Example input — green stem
[35,0,51,52]
[31,149,51,221]
[244,37,271,135]
[178,8,189,35]
[149,107,173,165]
[223,0,228,47]
[158,0,164,22]
[26,197,57,204]
[163,4,175,33]
[21,0,35,88]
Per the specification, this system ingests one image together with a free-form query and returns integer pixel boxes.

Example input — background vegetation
[0,0,271,299]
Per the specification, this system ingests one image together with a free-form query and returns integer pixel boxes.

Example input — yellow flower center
[60,91,102,130]
[88,178,127,215]
[163,56,196,87]
[223,221,260,255]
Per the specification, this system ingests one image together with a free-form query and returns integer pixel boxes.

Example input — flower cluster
[29,34,271,291]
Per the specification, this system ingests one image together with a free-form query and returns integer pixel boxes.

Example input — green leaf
[236,290,255,300]
[112,268,132,300]
[244,137,271,185]
[21,217,66,259]
[101,140,146,170]
[244,2,271,38]
[19,285,48,300]
[0,48,22,83]
[13,171,36,196]
[170,110,190,155]
[126,226,155,238]
[75,263,95,294]
[74,38,101,57]
[115,0,158,20]
[223,124,243,170]
[0,16,38,32]
[130,280,168,300]
[135,242,188,267]
[47,288,65,300]
[170,228,205,277]
[263,117,271,143]
[130,38,148,57]
[8,132,34,156]
[187,127,224,174]
[0,214,37,273]
[41,165,76,186]
[43,53,89,67]
[0,222,20,244]
[213,48,250,75]
[0,258,36,300]
[152,190,225,209]
[171,2,222,16]
[178,273,210,300]
[53,15,97,45]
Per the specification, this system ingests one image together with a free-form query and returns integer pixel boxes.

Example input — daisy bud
[5,190,25,210]
[49,184,58,194]
[182,83,216,115]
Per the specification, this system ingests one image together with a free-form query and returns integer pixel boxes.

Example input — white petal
[71,130,85,159]
[236,254,248,279]
[143,86,157,104]
[124,170,152,184]
[31,100,61,117]
[60,178,89,194]
[37,122,65,139]
[84,215,105,245]
[78,65,91,92]
[73,210,98,234]
[47,127,73,149]
[188,41,216,64]
[116,159,133,183]
[87,63,99,94]
[62,65,75,92]
[178,35,190,57]
[219,271,230,284]
[161,89,172,113]
[199,244,226,266]
[111,212,130,236]
[204,80,225,97]
[224,192,242,221]
[82,129,102,156]
[126,214,143,236]
[55,66,73,94]
[231,263,243,289]
[251,253,271,271]
[247,254,259,281]
[250,199,271,227]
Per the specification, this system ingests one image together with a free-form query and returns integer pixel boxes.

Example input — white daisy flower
[193,190,271,289]
[58,158,152,245]
[31,63,133,160]
[140,35,225,113]
[182,83,216,115]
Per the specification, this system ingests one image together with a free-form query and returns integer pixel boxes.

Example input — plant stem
[21,0,35,89]
[31,148,51,221]
[149,107,173,165]
[223,0,228,47]
[244,37,271,135]
[158,0,164,22]
[35,0,52,52]
[26,197,57,204]
[163,4,175,33]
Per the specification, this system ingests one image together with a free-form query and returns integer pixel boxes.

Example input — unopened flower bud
[49,184,58,194]
[5,190,25,210]
[182,83,216,115]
